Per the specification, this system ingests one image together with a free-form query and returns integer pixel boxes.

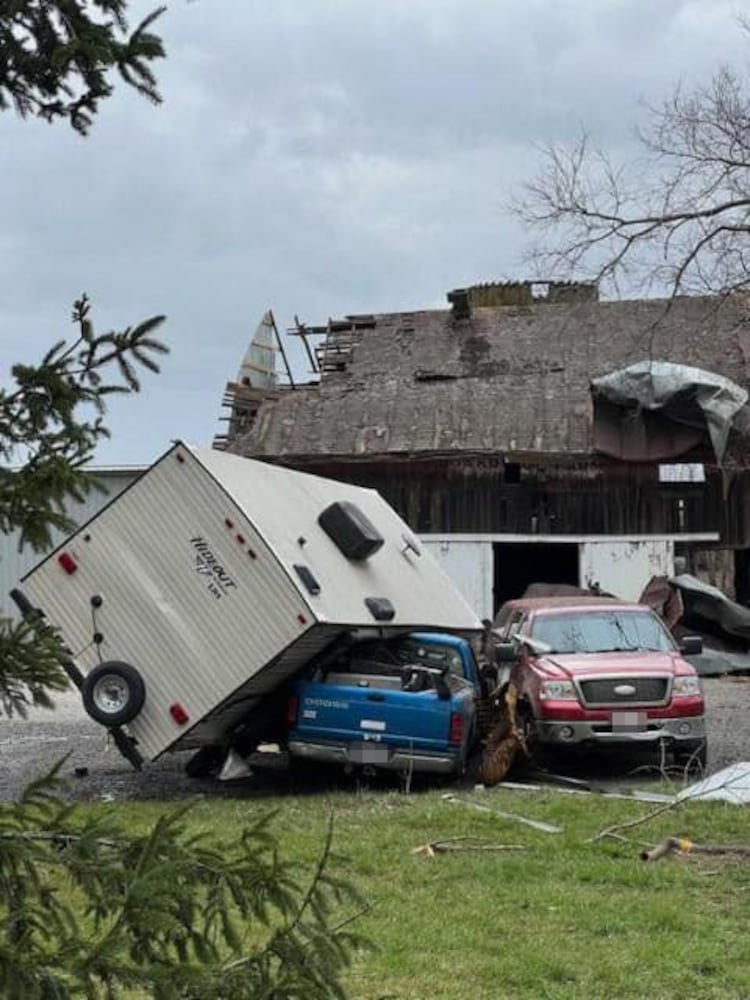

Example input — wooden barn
[217,284,750,619]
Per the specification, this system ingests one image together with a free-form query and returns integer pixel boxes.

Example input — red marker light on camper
[58,552,77,575]
[169,702,190,726]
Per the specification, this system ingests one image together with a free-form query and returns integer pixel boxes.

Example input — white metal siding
[579,539,674,601]
[420,533,704,613]
[420,538,492,619]
[182,624,342,747]
[0,471,139,620]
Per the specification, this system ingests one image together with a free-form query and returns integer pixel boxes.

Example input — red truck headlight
[540,680,577,700]
[672,676,702,697]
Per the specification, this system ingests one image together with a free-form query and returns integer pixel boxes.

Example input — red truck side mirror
[679,635,703,655]
[495,642,518,663]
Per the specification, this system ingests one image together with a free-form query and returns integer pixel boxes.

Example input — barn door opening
[492,542,579,613]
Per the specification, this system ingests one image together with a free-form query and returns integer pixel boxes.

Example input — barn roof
[228,293,750,463]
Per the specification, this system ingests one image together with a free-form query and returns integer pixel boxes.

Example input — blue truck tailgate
[294,680,456,749]
[287,632,482,774]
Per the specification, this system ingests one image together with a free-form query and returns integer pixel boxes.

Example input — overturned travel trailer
[14,443,482,772]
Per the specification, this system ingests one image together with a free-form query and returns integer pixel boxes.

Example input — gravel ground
[1,677,749,804]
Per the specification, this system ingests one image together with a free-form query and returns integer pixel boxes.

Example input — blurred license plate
[349,743,390,764]
[611,711,647,731]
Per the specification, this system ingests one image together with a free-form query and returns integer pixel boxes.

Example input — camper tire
[81,662,146,727]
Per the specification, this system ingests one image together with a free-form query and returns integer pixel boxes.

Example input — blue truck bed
[287,632,485,775]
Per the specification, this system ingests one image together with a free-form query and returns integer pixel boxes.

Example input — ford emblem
[614,684,636,697]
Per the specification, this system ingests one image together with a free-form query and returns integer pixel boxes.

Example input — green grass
[86,785,750,1000]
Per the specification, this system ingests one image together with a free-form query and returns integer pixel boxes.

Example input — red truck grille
[579,677,669,706]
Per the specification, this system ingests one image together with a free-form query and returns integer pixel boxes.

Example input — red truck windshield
[531,610,675,655]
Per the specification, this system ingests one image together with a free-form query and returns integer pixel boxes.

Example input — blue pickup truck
[286,632,491,776]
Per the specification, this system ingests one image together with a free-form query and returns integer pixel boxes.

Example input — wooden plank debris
[412,836,526,858]
[641,836,750,862]
[442,794,563,833]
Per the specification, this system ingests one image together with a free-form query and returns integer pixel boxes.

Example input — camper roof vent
[318,501,384,561]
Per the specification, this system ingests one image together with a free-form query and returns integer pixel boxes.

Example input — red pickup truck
[493,597,706,768]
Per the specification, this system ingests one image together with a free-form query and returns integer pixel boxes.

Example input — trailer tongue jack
[10,587,144,771]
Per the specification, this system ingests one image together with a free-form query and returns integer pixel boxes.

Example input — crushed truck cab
[288,632,487,775]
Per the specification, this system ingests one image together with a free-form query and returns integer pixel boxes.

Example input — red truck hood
[536,650,691,679]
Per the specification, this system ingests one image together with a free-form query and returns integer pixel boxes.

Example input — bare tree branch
[516,61,750,298]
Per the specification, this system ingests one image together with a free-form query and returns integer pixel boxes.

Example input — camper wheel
[81,662,146,727]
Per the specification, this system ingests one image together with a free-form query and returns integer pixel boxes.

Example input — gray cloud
[1,0,747,463]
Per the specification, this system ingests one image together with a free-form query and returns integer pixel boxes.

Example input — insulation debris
[677,762,750,804]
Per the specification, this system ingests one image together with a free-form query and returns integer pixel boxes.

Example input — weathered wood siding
[281,458,750,545]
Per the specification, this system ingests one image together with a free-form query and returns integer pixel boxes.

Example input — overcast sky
[2,0,749,465]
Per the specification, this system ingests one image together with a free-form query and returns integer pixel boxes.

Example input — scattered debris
[442,794,563,833]
[641,836,750,862]
[588,798,681,843]
[218,749,254,781]
[639,575,684,632]
[528,770,592,791]
[73,766,89,778]
[481,682,525,786]
[640,573,750,675]
[591,361,747,464]
[474,778,674,803]
[678,762,750,804]
[475,780,541,793]
[671,574,750,643]
[612,789,676,804]
[412,836,526,857]
[689,648,750,678]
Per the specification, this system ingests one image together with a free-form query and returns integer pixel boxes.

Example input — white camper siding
[197,449,479,631]
[420,538,492,620]
[0,470,138,620]
[580,538,674,601]
[185,624,343,744]
[23,449,311,759]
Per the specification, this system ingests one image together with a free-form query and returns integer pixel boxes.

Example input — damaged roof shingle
[229,296,750,462]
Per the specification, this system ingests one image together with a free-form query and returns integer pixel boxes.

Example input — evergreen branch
[0,1,166,134]
[0,296,168,551]
[0,618,69,719]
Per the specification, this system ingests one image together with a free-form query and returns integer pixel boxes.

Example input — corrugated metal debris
[678,762,750,804]
[591,361,747,463]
